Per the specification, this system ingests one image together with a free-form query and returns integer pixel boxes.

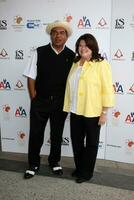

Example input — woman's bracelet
[102,111,107,115]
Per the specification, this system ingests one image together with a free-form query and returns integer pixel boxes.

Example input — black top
[35,43,75,100]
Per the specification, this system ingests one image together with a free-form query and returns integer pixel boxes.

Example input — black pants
[70,113,101,179]
[28,97,67,167]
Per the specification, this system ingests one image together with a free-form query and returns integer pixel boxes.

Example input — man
[23,20,75,179]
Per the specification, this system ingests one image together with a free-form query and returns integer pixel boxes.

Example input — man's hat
[46,20,72,37]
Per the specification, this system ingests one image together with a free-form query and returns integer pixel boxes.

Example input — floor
[0,151,134,200]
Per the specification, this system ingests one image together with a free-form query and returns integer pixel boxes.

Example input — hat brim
[46,21,72,37]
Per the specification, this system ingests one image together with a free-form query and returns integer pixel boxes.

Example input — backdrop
[0,0,134,163]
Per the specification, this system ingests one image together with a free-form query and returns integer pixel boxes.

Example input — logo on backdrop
[77,16,91,29]
[1,137,15,141]
[98,141,104,149]
[111,109,121,126]
[125,139,134,154]
[106,144,122,149]
[0,79,11,90]
[64,14,73,23]
[100,51,108,60]
[112,49,124,60]
[15,50,24,59]
[15,107,27,118]
[0,48,9,59]
[115,18,125,29]
[17,131,26,145]
[0,20,7,30]
[12,15,25,31]
[46,137,70,146]
[26,19,41,29]
[127,84,134,95]
[14,80,25,90]
[96,18,109,29]
[2,104,11,121]
[113,82,124,94]
[125,112,134,124]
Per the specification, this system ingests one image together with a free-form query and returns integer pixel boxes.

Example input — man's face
[50,27,68,48]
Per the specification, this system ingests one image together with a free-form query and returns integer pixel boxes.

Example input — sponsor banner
[0,0,134,164]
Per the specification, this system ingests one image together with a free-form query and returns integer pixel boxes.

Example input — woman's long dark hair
[74,33,104,63]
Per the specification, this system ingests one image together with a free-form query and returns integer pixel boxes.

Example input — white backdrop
[0,0,134,163]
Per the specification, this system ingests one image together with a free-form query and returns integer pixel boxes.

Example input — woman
[63,33,114,183]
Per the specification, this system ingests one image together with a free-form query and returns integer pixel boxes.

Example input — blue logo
[26,20,41,29]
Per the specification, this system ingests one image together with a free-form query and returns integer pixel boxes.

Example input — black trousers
[28,97,67,167]
[70,113,101,179]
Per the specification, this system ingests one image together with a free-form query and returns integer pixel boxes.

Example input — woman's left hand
[98,113,107,125]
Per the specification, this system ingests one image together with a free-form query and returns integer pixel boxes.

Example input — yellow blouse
[63,59,115,117]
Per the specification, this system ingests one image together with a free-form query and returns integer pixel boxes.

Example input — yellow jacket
[63,59,114,117]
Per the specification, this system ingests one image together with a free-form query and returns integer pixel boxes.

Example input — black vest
[35,44,75,99]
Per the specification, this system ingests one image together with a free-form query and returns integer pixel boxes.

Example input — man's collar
[50,43,65,54]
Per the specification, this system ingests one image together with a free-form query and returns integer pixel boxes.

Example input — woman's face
[78,39,92,60]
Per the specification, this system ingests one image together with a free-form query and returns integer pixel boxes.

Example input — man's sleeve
[23,49,37,80]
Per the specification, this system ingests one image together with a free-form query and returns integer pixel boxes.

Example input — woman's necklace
[79,59,85,66]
